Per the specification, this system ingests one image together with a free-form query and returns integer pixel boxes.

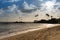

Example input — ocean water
[0,23,43,36]
[0,23,59,37]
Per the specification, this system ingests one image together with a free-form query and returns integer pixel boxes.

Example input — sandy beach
[0,24,60,40]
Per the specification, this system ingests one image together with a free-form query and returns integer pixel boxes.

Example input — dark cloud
[20,9,37,13]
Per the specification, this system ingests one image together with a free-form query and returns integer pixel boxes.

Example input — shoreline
[0,24,60,40]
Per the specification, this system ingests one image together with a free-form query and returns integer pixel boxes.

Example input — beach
[0,23,60,40]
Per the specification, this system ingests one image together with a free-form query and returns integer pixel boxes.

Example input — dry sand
[0,25,60,40]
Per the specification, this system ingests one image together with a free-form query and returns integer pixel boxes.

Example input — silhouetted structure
[14,21,25,23]
[34,18,60,24]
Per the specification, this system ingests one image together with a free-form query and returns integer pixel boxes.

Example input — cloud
[0,4,33,17]
[20,1,38,13]
[0,4,21,17]
[0,0,60,22]
[7,4,23,17]
[0,9,4,14]
[23,1,37,10]
[40,0,60,13]
[8,4,18,12]
[38,0,43,1]
[0,0,20,3]
[7,0,20,2]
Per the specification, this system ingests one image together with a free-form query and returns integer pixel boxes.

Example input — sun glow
[44,1,55,10]
[45,1,54,7]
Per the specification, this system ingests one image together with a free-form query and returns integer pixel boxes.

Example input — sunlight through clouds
[41,0,56,12]
[0,0,60,22]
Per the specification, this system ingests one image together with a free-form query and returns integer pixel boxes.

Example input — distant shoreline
[0,18,60,24]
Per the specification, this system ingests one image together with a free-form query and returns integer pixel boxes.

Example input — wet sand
[0,25,60,40]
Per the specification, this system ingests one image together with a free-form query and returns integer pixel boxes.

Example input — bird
[46,14,50,17]
[35,14,38,17]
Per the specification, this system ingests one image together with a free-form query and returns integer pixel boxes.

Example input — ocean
[0,23,59,37]
[0,23,43,36]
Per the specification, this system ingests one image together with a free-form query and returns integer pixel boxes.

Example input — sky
[0,0,60,22]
